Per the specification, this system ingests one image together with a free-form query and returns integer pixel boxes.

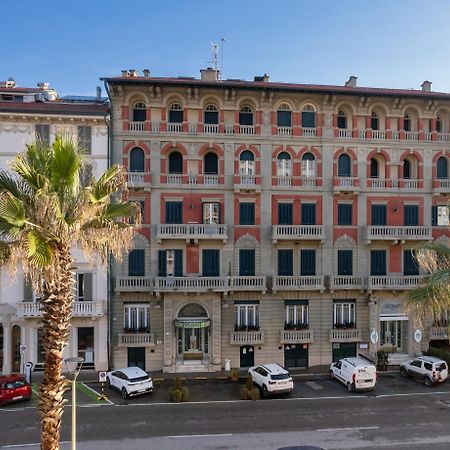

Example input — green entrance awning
[174,319,211,329]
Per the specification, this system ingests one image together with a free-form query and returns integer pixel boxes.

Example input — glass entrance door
[177,327,209,356]
[380,320,406,352]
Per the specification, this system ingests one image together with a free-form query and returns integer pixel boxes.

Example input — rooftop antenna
[220,37,225,80]
[210,42,219,72]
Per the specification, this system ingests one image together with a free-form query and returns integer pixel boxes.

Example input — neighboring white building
[0,78,110,373]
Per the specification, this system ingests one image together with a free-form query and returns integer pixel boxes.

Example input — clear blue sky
[3,0,450,96]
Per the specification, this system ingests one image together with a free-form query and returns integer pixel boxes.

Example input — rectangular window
[285,301,309,328]
[278,249,293,276]
[404,205,419,226]
[432,205,450,226]
[76,273,92,301]
[278,203,293,225]
[300,249,316,276]
[239,202,255,225]
[301,203,316,225]
[234,303,260,329]
[371,204,387,226]
[158,249,183,276]
[333,301,356,328]
[337,250,353,276]
[403,250,419,275]
[80,163,93,186]
[203,203,220,224]
[337,204,353,226]
[239,249,255,276]
[35,124,50,145]
[128,249,145,276]
[370,250,386,276]
[77,125,92,154]
[124,304,150,332]
[202,249,220,276]
[165,201,183,224]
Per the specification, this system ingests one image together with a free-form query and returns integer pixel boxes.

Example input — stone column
[368,297,379,361]
[211,296,222,370]
[2,321,12,374]
[163,298,174,373]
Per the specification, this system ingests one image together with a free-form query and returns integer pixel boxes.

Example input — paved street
[2,372,450,449]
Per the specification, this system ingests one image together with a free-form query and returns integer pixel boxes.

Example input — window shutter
[239,249,255,276]
[202,250,220,276]
[437,158,448,179]
[371,205,387,226]
[404,205,418,226]
[239,203,255,225]
[301,203,316,225]
[338,250,353,275]
[404,250,419,275]
[158,251,167,277]
[370,250,386,276]
[174,250,183,276]
[166,202,183,224]
[24,280,33,302]
[338,155,351,177]
[128,250,145,276]
[84,273,93,301]
[432,206,438,226]
[278,250,293,276]
[338,204,353,226]
[300,250,316,276]
[278,203,293,225]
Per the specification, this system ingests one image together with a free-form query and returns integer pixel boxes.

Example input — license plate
[12,396,24,401]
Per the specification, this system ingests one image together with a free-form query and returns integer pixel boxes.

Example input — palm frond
[26,230,52,267]
[0,194,26,229]
[89,165,126,203]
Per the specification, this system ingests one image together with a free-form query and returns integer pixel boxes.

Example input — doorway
[77,327,94,368]
[284,344,308,368]
[380,320,407,352]
[239,345,254,368]
[177,327,208,359]
[127,347,145,370]
[332,343,356,362]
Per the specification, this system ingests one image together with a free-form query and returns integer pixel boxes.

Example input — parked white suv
[330,356,377,392]
[248,363,293,397]
[400,355,448,387]
[106,366,153,399]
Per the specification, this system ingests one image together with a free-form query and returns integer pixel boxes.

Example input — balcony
[128,121,145,132]
[368,275,425,291]
[229,276,266,292]
[118,332,156,347]
[404,131,419,141]
[329,328,362,342]
[433,179,450,195]
[17,301,105,317]
[230,330,264,345]
[272,276,324,292]
[127,172,151,188]
[277,126,292,136]
[240,125,255,135]
[302,127,317,137]
[280,329,314,344]
[116,276,154,292]
[330,276,367,291]
[333,177,360,194]
[233,174,261,192]
[167,123,183,133]
[429,326,449,340]
[204,124,219,134]
[275,176,293,187]
[166,174,183,184]
[203,175,219,185]
[154,276,228,293]
[437,133,450,142]
[372,130,386,140]
[156,224,228,243]
[366,226,432,243]
[272,225,325,243]
[338,129,352,139]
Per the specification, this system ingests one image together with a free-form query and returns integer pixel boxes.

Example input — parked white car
[330,356,377,392]
[400,355,448,386]
[248,363,294,397]
[106,367,153,399]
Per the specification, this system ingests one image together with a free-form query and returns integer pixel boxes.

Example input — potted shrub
[168,377,190,402]
[240,375,260,400]
[230,368,240,382]
[376,350,389,371]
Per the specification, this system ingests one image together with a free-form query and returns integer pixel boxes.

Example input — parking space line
[79,382,114,405]
[315,426,379,432]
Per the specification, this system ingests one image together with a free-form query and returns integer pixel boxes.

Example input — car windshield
[436,362,447,371]
[271,373,289,380]
[129,375,149,383]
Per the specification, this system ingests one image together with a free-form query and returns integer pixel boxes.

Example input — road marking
[165,434,233,439]
[80,382,114,405]
[315,426,379,432]
[305,381,323,391]
[1,442,70,449]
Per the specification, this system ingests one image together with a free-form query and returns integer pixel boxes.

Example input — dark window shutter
[338,154,351,177]
[277,110,292,127]
[239,249,255,276]
[128,249,145,276]
[370,250,386,276]
[169,109,183,123]
[204,153,218,174]
[403,160,411,179]
[338,204,353,226]
[301,203,316,225]
[84,273,93,301]
[370,159,379,178]
[404,205,418,226]
[338,250,353,275]
[371,205,387,226]
[202,250,220,276]
[278,203,293,225]
[158,251,167,276]
[24,280,33,302]
[239,203,255,225]
[404,250,419,275]
[432,206,438,226]
[174,250,183,276]
[301,111,316,128]
[278,250,293,276]
[437,157,448,179]
[168,152,182,174]
[165,202,183,224]
[300,250,316,276]
[133,108,146,122]
[130,148,145,172]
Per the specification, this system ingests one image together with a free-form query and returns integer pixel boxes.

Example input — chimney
[200,67,219,81]
[121,70,129,77]
[421,80,432,92]
[37,82,50,90]
[96,86,102,100]
[5,77,15,88]
[129,69,138,77]
[345,76,357,88]
[254,74,270,82]
[143,69,150,78]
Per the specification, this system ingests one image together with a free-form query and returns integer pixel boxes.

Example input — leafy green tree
[0,136,139,450]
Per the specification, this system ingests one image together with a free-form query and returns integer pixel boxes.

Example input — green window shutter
[403,250,419,275]
[301,203,316,225]
[239,203,255,225]
[202,250,220,276]
[338,250,353,275]
[300,250,316,276]
[432,206,438,226]
[83,273,93,301]
[278,203,293,225]
[278,250,293,276]
[371,205,387,226]
[165,201,183,224]
[239,249,255,276]
[158,251,167,276]
[404,205,418,226]
[338,204,353,226]
[128,250,145,276]
[370,250,386,276]
[174,250,183,276]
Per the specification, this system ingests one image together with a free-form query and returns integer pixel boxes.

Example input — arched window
[371,112,379,130]
[277,103,292,127]
[204,104,219,124]
[239,105,254,126]
[132,101,146,122]
[370,158,379,178]
[204,152,218,174]
[239,150,255,175]
[276,152,292,177]
[168,103,183,123]
[436,115,442,133]
[168,151,182,174]
[301,105,316,128]
[129,147,145,172]
[404,113,411,132]
[338,154,351,177]
[437,157,448,179]
[301,152,316,178]
[403,159,411,179]
[337,110,347,129]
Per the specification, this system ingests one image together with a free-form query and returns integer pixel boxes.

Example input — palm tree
[0,136,139,450]
[407,242,450,330]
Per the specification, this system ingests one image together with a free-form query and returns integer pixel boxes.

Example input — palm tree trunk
[39,245,75,450]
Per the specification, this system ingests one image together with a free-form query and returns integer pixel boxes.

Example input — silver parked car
[106,366,153,399]
[400,355,448,387]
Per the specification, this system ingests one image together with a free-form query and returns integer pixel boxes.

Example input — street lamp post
[64,357,84,450]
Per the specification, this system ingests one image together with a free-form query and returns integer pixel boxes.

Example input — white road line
[1,442,70,449]
[315,426,379,432]
[79,382,114,405]
[165,434,233,439]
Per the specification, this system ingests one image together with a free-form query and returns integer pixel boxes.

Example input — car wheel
[262,385,269,398]
[400,367,408,378]
[347,382,353,392]
[330,370,335,379]
[121,387,129,399]
[424,376,433,387]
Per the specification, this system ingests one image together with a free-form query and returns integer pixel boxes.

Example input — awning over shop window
[174,319,211,329]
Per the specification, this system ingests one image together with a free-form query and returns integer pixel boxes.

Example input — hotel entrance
[379,299,408,354]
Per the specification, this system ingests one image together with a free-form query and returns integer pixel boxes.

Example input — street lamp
[64,357,84,450]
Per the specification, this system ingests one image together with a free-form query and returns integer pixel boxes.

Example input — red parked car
[0,374,32,406]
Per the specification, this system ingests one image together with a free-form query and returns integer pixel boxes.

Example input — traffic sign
[19,344,27,354]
